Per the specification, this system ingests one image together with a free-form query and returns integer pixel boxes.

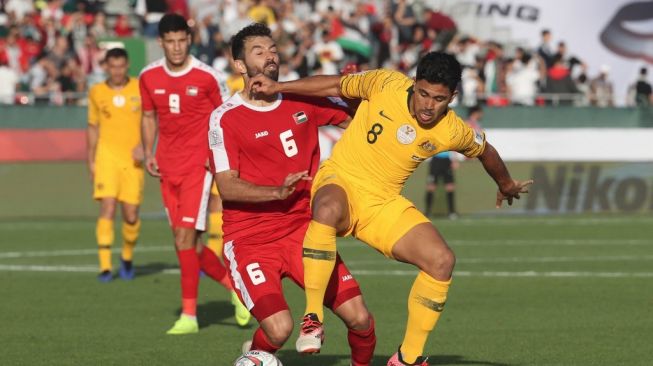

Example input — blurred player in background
[210,24,375,365]
[87,48,143,283]
[249,52,532,366]
[139,14,250,335]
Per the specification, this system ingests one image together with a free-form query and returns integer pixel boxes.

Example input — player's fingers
[514,193,521,200]
[508,196,513,205]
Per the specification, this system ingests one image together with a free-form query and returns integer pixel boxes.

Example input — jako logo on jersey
[186,86,198,96]
[154,89,165,94]
[255,131,269,139]
[341,274,353,282]
[293,111,308,124]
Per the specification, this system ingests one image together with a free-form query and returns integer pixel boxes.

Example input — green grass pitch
[1,214,651,365]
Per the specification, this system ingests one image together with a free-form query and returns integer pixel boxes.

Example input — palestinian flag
[337,25,372,59]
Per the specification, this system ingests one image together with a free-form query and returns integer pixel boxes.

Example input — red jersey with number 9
[208,93,349,245]
[139,56,230,175]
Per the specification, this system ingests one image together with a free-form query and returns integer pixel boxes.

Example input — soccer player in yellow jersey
[249,52,533,365]
[87,48,143,282]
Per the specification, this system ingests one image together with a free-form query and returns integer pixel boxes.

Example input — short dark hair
[230,23,272,61]
[104,48,128,62]
[542,29,550,36]
[415,52,462,92]
[158,13,190,37]
[641,67,648,76]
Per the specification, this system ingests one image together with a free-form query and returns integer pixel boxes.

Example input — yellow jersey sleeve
[340,69,408,100]
[88,86,99,126]
[448,115,486,158]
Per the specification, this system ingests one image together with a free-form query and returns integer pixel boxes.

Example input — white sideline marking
[347,254,653,265]
[449,217,653,226]
[1,264,652,278]
[0,246,170,259]
[339,238,652,248]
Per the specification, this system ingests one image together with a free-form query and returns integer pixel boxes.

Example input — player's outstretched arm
[141,110,160,177]
[248,74,343,98]
[216,170,311,203]
[477,142,533,208]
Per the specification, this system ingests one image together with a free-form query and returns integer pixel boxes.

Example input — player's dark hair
[158,13,190,37]
[230,23,272,61]
[104,48,128,62]
[415,52,462,93]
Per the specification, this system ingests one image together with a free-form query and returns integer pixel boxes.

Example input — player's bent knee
[422,246,456,279]
[344,308,371,331]
[312,198,345,225]
[262,315,293,346]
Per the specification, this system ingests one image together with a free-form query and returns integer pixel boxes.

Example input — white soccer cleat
[295,313,324,354]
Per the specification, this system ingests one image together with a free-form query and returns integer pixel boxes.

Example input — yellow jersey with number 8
[329,69,486,196]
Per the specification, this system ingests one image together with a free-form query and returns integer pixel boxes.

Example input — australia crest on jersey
[293,111,308,124]
[186,86,199,96]
[417,138,437,153]
[396,124,417,144]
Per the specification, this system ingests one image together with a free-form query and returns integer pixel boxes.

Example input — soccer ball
[233,350,282,366]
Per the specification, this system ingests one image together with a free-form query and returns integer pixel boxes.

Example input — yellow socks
[207,212,224,257]
[401,272,451,364]
[302,220,337,322]
[96,218,114,271]
[121,220,140,262]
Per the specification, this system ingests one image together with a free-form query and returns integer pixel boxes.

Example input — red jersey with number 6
[139,56,230,175]
[209,93,349,245]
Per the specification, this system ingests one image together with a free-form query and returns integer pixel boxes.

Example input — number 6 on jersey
[280,129,298,157]
[246,262,266,285]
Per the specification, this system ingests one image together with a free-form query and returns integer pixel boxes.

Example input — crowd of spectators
[0,0,651,107]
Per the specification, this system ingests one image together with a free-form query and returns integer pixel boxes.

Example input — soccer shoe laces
[300,313,322,332]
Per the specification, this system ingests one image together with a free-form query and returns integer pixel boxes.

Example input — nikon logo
[525,164,653,213]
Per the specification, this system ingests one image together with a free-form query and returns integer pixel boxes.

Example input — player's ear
[233,59,247,75]
[450,90,458,103]
[157,37,162,48]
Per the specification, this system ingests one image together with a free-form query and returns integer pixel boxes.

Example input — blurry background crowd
[1,0,651,107]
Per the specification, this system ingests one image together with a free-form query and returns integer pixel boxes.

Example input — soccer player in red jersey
[139,14,250,334]
[209,24,376,365]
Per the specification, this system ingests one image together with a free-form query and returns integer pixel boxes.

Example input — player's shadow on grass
[173,300,253,330]
[275,352,513,366]
[133,262,178,278]
[428,355,513,366]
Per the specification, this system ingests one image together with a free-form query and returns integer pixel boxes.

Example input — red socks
[251,327,282,353]
[177,248,200,316]
[199,245,233,290]
[348,315,376,366]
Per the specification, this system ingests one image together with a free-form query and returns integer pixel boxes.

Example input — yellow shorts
[312,161,430,258]
[210,181,219,196]
[93,157,144,205]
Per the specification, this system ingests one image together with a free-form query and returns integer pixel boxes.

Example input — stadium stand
[2,0,647,107]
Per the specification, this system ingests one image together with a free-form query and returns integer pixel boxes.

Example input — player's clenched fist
[277,171,312,200]
[248,74,279,97]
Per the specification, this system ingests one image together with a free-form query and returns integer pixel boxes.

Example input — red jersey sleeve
[139,73,155,112]
[208,107,240,173]
[310,97,351,127]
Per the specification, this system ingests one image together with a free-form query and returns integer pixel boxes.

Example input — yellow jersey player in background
[249,52,533,366]
[87,48,143,283]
